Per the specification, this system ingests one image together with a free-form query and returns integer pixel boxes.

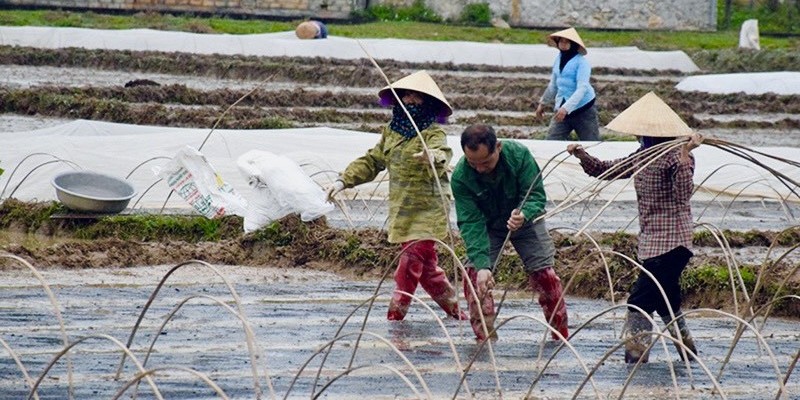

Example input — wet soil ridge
[3,46,798,76]
[0,45,676,77]
[2,47,799,137]
[2,85,799,132]
[1,199,798,318]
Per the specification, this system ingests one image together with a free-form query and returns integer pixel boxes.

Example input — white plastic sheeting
[0,26,700,72]
[676,72,800,95]
[0,120,797,212]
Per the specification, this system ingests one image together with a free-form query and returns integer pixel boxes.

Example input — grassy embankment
[1,200,797,317]
[0,6,798,50]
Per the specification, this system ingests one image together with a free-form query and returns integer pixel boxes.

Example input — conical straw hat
[547,27,587,55]
[605,92,693,137]
[295,21,319,39]
[378,71,453,116]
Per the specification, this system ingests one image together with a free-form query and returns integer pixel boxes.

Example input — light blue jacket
[539,53,596,114]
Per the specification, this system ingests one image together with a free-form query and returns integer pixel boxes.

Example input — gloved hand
[476,269,495,298]
[324,180,345,202]
[412,149,435,164]
[506,208,525,232]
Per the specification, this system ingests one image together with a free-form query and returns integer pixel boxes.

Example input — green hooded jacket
[450,140,547,270]
[340,125,452,244]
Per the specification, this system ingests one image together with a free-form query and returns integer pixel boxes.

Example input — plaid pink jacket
[578,146,695,259]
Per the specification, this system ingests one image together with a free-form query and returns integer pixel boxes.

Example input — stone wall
[0,0,365,19]
[374,0,717,31]
[0,0,717,30]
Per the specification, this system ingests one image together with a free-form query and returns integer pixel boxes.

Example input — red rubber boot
[528,267,569,341]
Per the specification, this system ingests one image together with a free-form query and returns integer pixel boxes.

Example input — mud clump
[124,78,161,88]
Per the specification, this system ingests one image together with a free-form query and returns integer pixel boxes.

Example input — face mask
[389,102,436,139]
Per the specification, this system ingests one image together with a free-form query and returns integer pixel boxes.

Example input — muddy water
[326,199,800,234]
[0,264,797,399]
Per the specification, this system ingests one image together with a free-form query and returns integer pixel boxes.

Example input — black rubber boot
[624,311,653,364]
[662,313,697,361]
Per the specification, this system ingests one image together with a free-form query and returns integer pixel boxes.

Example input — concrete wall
[0,0,717,30]
[0,0,365,19]
[375,0,717,31]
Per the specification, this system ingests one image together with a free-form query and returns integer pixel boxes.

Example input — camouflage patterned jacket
[340,125,452,244]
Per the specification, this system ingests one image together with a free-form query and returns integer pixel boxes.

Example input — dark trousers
[545,103,600,141]
[627,246,693,318]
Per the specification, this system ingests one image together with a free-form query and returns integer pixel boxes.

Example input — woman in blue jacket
[535,27,600,141]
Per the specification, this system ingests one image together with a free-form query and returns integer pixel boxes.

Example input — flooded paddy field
[0,39,798,400]
[326,199,800,234]
[0,264,797,399]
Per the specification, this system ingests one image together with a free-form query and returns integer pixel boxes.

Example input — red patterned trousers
[387,240,465,321]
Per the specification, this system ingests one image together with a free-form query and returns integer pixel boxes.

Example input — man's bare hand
[476,269,495,297]
[507,208,525,231]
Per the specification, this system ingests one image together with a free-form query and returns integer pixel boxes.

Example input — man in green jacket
[451,124,568,342]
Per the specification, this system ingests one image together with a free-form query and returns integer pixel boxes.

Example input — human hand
[685,133,703,152]
[506,208,525,231]
[679,133,703,163]
[476,269,495,297]
[324,180,345,201]
[566,143,584,156]
[412,149,434,164]
[555,107,568,122]
[535,103,545,119]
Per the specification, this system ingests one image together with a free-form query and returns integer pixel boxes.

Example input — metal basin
[51,171,137,213]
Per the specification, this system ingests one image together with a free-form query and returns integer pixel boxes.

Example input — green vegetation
[76,214,241,241]
[459,3,493,27]
[0,10,296,34]
[248,220,296,246]
[681,263,757,292]
[0,6,797,50]
[351,0,441,23]
[0,200,65,232]
[720,0,800,33]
